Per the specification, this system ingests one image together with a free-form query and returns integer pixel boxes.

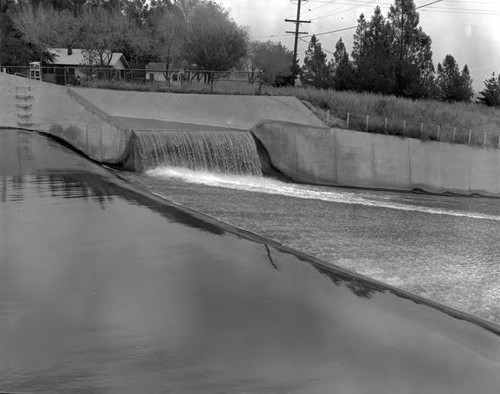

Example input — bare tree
[146,4,187,84]
[77,5,132,67]
[11,2,76,60]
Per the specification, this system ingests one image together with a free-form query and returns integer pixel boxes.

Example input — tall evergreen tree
[478,72,500,107]
[351,13,368,67]
[352,6,395,94]
[387,0,434,98]
[301,34,330,89]
[460,64,474,102]
[436,55,474,102]
[331,37,354,91]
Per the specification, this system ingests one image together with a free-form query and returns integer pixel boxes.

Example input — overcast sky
[216,0,500,92]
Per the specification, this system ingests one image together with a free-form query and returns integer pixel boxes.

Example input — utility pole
[285,0,310,68]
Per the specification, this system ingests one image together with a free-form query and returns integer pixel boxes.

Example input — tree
[248,40,293,86]
[478,73,500,107]
[351,6,395,94]
[77,5,134,67]
[301,34,330,89]
[183,1,248,89]
[436,54,474,102]
[1,0,45,67]
[330,37,355,91]
[145,2,187,81]
[11,2,77,60]
[351,13,368,67]
[387,0,434,98]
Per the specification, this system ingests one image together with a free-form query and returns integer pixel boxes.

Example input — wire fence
[322,110,500,149]
[1,65,261,90]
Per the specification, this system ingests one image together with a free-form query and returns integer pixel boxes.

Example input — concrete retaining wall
[252,121,500,197]
[0,73,130,163]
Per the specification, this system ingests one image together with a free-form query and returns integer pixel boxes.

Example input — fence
[1,66,261,92]
[323,110,500,149]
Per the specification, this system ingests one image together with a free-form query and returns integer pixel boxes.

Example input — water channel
[2,129,500,393]
[123,165,500,325]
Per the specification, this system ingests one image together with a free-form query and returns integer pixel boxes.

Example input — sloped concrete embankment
[0,73,131,164]
[252,120,500,196]
[72,88,325,130]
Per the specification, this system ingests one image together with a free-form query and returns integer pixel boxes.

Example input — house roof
[49,48,129,68]
[146,62,168,70]
[146,61,185,71]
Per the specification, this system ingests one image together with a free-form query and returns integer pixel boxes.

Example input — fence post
[484,132,487,147]
[403,120,406,137]
[384,118,388,133]
[327,110,330,124]
[346,112,350,129]
[498,135,500,149]
[437,125,440,141]
[468,130,472,145]
[420,123,423,139]
[366,115,369,132]
[452,127,456,143]
[100,127,103,160]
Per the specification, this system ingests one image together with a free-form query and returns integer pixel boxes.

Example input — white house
[45,48,129,84]
[145,62,184,86]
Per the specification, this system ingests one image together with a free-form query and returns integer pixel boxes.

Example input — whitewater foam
[146,166,500,222]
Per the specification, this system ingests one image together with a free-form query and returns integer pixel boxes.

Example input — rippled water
[123,166,500,324]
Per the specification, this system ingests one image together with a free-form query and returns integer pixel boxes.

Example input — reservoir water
[123,166,500,324]
[2,129,500,393]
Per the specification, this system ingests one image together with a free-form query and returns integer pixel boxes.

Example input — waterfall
[134,130,262,176]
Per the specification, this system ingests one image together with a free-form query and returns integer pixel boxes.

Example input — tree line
[300,0,500,107]
[302,1,474,102]
[0,0,499,106]
[0,0,298,87]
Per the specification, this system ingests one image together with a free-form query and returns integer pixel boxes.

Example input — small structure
[145,62,184,86]
[45,48,129,85]
[29,62,41,80]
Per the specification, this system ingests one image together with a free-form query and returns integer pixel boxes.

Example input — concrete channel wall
[252,121,500,196]
[0,72,131,163]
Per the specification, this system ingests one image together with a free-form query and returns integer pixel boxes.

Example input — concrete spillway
[133,129,262,175]
[3,72,500,197]
[2,128,500,392]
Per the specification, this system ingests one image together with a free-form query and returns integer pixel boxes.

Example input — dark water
[2,130,500,393]
[122,167,500,325]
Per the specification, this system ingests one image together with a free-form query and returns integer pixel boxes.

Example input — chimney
[67,46,73,56]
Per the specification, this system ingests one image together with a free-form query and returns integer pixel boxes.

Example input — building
[45,48,129,85]
[145,62,184,86]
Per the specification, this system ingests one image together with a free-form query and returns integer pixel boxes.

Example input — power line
[303,25,357,38]
[416,0,443,9]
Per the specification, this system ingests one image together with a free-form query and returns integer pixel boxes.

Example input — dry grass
[270,86,500,134]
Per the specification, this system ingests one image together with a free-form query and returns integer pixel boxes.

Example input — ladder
[15,85,34,127]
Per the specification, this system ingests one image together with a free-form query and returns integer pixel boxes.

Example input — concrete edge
[67,88,132,135]
[65,88,133,164]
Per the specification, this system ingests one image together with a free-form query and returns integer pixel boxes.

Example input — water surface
[2,129,500,393]
[123,166,500,324]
